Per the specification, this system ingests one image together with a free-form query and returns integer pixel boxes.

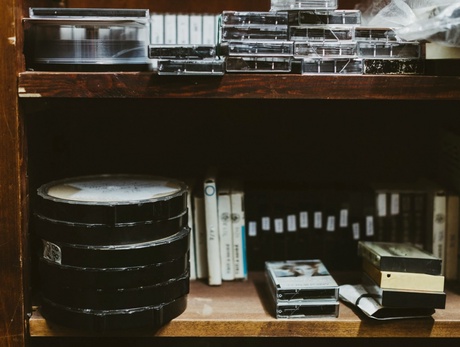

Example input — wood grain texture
[18,72,460,100]
[29,272,460,338]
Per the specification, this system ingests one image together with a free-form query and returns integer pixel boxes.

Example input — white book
[176,14,190,44]
[189,14,203,44]
[231,182,248,280]
[164,14,177,44]
[187,185,197,280]
[218,183,235,281]
[202,14,216,44]
[204,170,222,285]
[193,191,208,280]
[150,13,164,44]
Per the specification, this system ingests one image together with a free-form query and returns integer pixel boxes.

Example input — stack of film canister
[33,174,190,332]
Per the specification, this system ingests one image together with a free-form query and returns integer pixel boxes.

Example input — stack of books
[265,259,340,318]
[358,241,446,312]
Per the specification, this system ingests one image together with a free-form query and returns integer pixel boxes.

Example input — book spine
[193,193,208,279]
[218,186,235,281]
[445,193,459,280]
[204,175,222,285]
[187,188,197,280]
[231,186,248,280]
[432,191,447,275]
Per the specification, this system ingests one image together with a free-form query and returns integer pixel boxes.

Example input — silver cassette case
[223,40,294,56]
[294,41,358,58]
[296,10,361,25]
[270,0,339,11]
[221,11,289,26]
[148,44,217,59]
[220,25,289,41]
[225,57,292,73]
[158,59,225,76]
[289,25,354,42]
[357,42,422,59]
[301,58,363,74]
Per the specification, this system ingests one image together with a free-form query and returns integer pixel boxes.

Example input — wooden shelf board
[29,272,460,338]
[18,72,460,100]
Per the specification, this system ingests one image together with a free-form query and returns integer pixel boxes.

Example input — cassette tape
[148,44,217,59]
[294,41,357,58]
[354,27,400,42]
[24,8,150,70]
[157,59,225,75]
[40,226,191,268]
[221,11,289,26]
[289,26,354,41]
[301,58,363,74]
[220,25,289,41]
[363,59,425,75]
[41,270,190,310]
[270,0,339,11]
[38,252,189,289]
[35,174,188,225]
[222,40,294,56]
[226,57,292,73]
[297,10,361,25]
[357,42,422,59]
[272,300,340,319]
[40,294,187,332]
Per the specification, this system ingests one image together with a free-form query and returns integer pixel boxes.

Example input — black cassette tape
[272,300,340,318]
[40,226,190,268]
[294,42,357,58]
[270,0,339,11]
[221,11,289,26]
[357,42,422,59]
[362,59,425,75]
[149,44,217,59]
[354,27,400,42]
[38,252,189,289]
[41,270,190,310]
[301,58,363,74]
[289,26,354,41]
[24,8,150,71]
[222,40,294,56]
[221,25,289,41]
[158,59,225,75]
[297,10,361,25]
[226,57,292,73]
[34,174,188,225]
[40,294,188,332]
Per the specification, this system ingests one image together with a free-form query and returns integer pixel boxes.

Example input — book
[362,272,446,309]
[358,241,442,275]
[265,259,339,302]
[432,190,447,275]
[204,169,222,285]
[231,181,248,280]
[186,185,197,280]
[445,192,459,281]
[193,188,208,280]
[362,258,445,292]
[217,182,235,281]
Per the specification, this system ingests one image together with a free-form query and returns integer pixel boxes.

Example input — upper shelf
[18,71,460,100]
[29,271,460,338]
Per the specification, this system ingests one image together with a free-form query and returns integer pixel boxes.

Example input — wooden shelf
[18,72,460,100]
[29,272,460,338]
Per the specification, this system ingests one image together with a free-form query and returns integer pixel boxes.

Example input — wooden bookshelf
[29,272,460,338]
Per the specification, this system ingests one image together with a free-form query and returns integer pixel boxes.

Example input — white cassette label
[327,216,335,232]
[262,216,271,231]
[274,218,284,233]
[376,193,387,217]
[287,214,297,232]
[299,211,308,229]
[352,222,360,240]
[391,193,400,215]
[366,216,374,237]
[314,212,322,229]
[248,221,257,237]
[339,209,348,227]
[42,240,62,264]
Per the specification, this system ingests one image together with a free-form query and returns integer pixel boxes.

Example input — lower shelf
[29,272,460,338]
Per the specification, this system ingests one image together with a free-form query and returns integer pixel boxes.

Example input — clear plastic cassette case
[221,11,289,26]
[357,42,421,59]
[297,10,361,25]
[271,0,338,11]
[289,26,354,41]
[158,59,225,75]
[294,42,357,58]
[354,27,400,42]
[301,58,363,74]
[273,300,340,319]
[226,57,292,73]
[221,25,289,41]
[148,44,217,59]
[223,40,294,56]
[24,8,150,69]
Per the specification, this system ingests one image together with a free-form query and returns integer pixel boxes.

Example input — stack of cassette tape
[218,0,425,74]
[265,259,340,318]
[358,241,446,313]
[23,8,151,71]
[33,174,191,331]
